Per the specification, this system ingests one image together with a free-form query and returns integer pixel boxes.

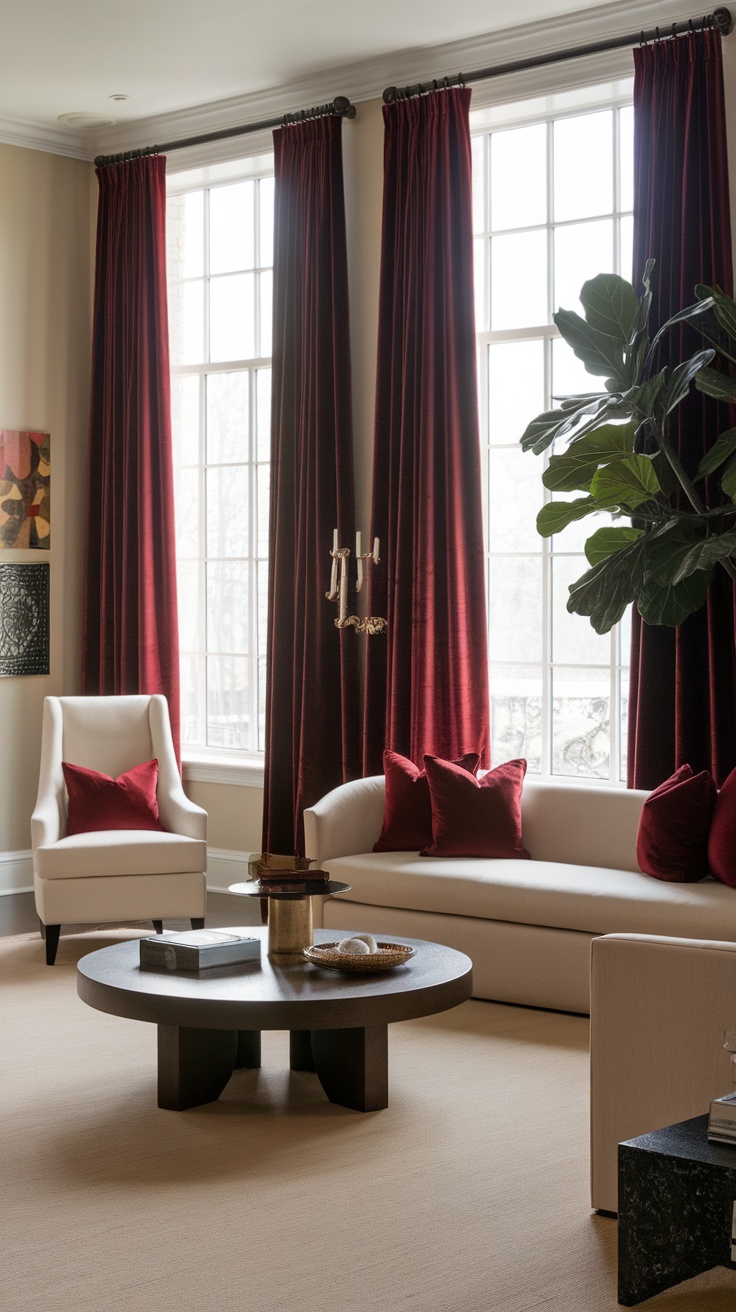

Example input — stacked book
[249,851,330,895]
[707,1091,736,1144]
[140,928,261,973]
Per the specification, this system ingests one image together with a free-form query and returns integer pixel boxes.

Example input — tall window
[167,161,274,755]
[472,93,634,783]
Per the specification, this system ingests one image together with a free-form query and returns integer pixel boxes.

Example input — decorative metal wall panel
[0,563,50,676]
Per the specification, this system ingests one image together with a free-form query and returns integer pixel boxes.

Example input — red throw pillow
[421,755,529,859]
[636,764,716,883]
[709,765,736,887]
[62,759,165,836]
[373,749,480,852]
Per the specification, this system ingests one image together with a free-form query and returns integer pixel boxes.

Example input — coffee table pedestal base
[157,1023,389,1113]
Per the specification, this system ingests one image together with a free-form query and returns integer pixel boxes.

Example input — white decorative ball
[335,937,371,955]
[352,933,377,953]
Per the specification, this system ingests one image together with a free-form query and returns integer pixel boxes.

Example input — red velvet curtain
[628,30,736,789]
[362,89,490,775]
[82,156,181,756]
[261,116,360,855]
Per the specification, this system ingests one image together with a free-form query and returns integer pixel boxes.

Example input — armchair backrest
[33,694,180,848]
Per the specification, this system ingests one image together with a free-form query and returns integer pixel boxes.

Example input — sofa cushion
[422,755,529,859]
[709,766,736,887]
[373,750,479,852]
[636,764,716,882]
[63,758,164,835]
[323,851,736,940]
[35,830,206,880]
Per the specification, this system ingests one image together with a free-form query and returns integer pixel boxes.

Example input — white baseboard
[206,847,249,894]
[0,847,247,898]
[0,850,33,896]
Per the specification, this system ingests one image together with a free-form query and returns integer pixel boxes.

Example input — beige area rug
[3,931,736,1312]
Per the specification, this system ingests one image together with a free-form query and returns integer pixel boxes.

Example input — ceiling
[2,0,654,152]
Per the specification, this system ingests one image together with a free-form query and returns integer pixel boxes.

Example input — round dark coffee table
[77,927,473,1113]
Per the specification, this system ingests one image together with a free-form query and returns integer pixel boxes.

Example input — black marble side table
[618,1114,736,1305]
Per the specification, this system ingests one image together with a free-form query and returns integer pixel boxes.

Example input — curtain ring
[459,71,466,87]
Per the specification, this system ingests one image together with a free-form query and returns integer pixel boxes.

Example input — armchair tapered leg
[152,920,163,935]
[44,924,61,966]
[190,917,205,930]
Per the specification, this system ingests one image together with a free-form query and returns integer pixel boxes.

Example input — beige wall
[0,143,92,861]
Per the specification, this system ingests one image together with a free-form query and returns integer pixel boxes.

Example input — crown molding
[0,0,714,161]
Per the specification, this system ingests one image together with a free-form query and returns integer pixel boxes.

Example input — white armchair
[31,694,207,964]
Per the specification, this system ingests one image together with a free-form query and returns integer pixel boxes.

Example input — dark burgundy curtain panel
[362,89,490,775]
[261,115,360,855]
[628,30,736,789]
[82,156,181,756]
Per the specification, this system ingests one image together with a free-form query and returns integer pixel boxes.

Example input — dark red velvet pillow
[708,765,736,887]
[636,764,717,882]
[62,759,165,836]
[421,755,529,859]
[373,749,480,852]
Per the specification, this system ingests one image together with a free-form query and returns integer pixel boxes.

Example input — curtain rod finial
[714,7,734,35]
[383,86,398,105]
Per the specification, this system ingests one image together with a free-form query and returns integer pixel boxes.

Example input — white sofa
[304,775,736,1014]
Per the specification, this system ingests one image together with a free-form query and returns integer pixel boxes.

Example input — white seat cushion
[35,831,206,880]
[323,852,736,940]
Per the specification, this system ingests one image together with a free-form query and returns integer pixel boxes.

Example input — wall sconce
[326,530,387,634]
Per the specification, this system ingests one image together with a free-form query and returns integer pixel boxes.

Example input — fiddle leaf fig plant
[520,260,736,633]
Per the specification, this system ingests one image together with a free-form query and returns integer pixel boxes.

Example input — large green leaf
[696,283,736,350]
[554,308,628,384]
[662,350,715,414]
[645,297,715,371]
[579,273,640,341]
[722,456,736,502]
[696,526,736,566]
[695,367,736,403]
[584,525,643,566]
[542,422,636,492]
[695,426,736,480]
[566,538,647,634]
[536,497,598,538]
[637,569,714,627]
[520,392,633,455]
[590,456,661,509]
[643,522,710,586]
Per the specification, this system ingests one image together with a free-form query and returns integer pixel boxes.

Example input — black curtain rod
[94,95,356,168]
[383,7,733,103]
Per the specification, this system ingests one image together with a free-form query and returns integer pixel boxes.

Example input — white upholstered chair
[31,694,208,964]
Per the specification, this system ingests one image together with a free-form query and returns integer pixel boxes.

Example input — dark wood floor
[0,890,261,939]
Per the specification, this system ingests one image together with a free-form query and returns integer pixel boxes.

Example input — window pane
[488,447,542,552]
[207,560,248,654]
[474,236,488,332]
[490,665,542,773]
[257,560,268,658]
[259,176,275,267]
[174,467,200,557]
[491,230,547,329]
[551,555,609,664]
[471,135,485,234]
[620,215,634,285]
[256,368,271,460]
[488,340,545,445]
[177,560,201,651]
[181,281,205,364]
[259,269,273,357]
[488,556,543,662]
[207,372,248,465]
[171,374,200,466]
[182,192,204,278]
[491,124,547,231]
[554,218,614,316]
[180,653,201,746]
[210,180,254,275]
[210,273,255,362]
[257,464,270,558]
[549,490,607,554]
[207,655,249,749]
[551,666,610,778]
[206,465,248,557]
[619,106,634,212]
[258,657,267,751]
[551,335,595,401]
[554,111,613,221]
[620,669,629,782]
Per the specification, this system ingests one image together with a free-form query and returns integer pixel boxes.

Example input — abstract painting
[0,430,50,548]
[0,563,50,676]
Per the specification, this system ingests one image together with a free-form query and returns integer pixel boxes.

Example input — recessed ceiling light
[58,112,117,128]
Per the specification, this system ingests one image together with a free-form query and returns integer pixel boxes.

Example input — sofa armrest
[590,932,736,1214]
[304,776,385,862]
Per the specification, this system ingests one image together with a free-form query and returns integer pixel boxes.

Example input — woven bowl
[303,941,416,973]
